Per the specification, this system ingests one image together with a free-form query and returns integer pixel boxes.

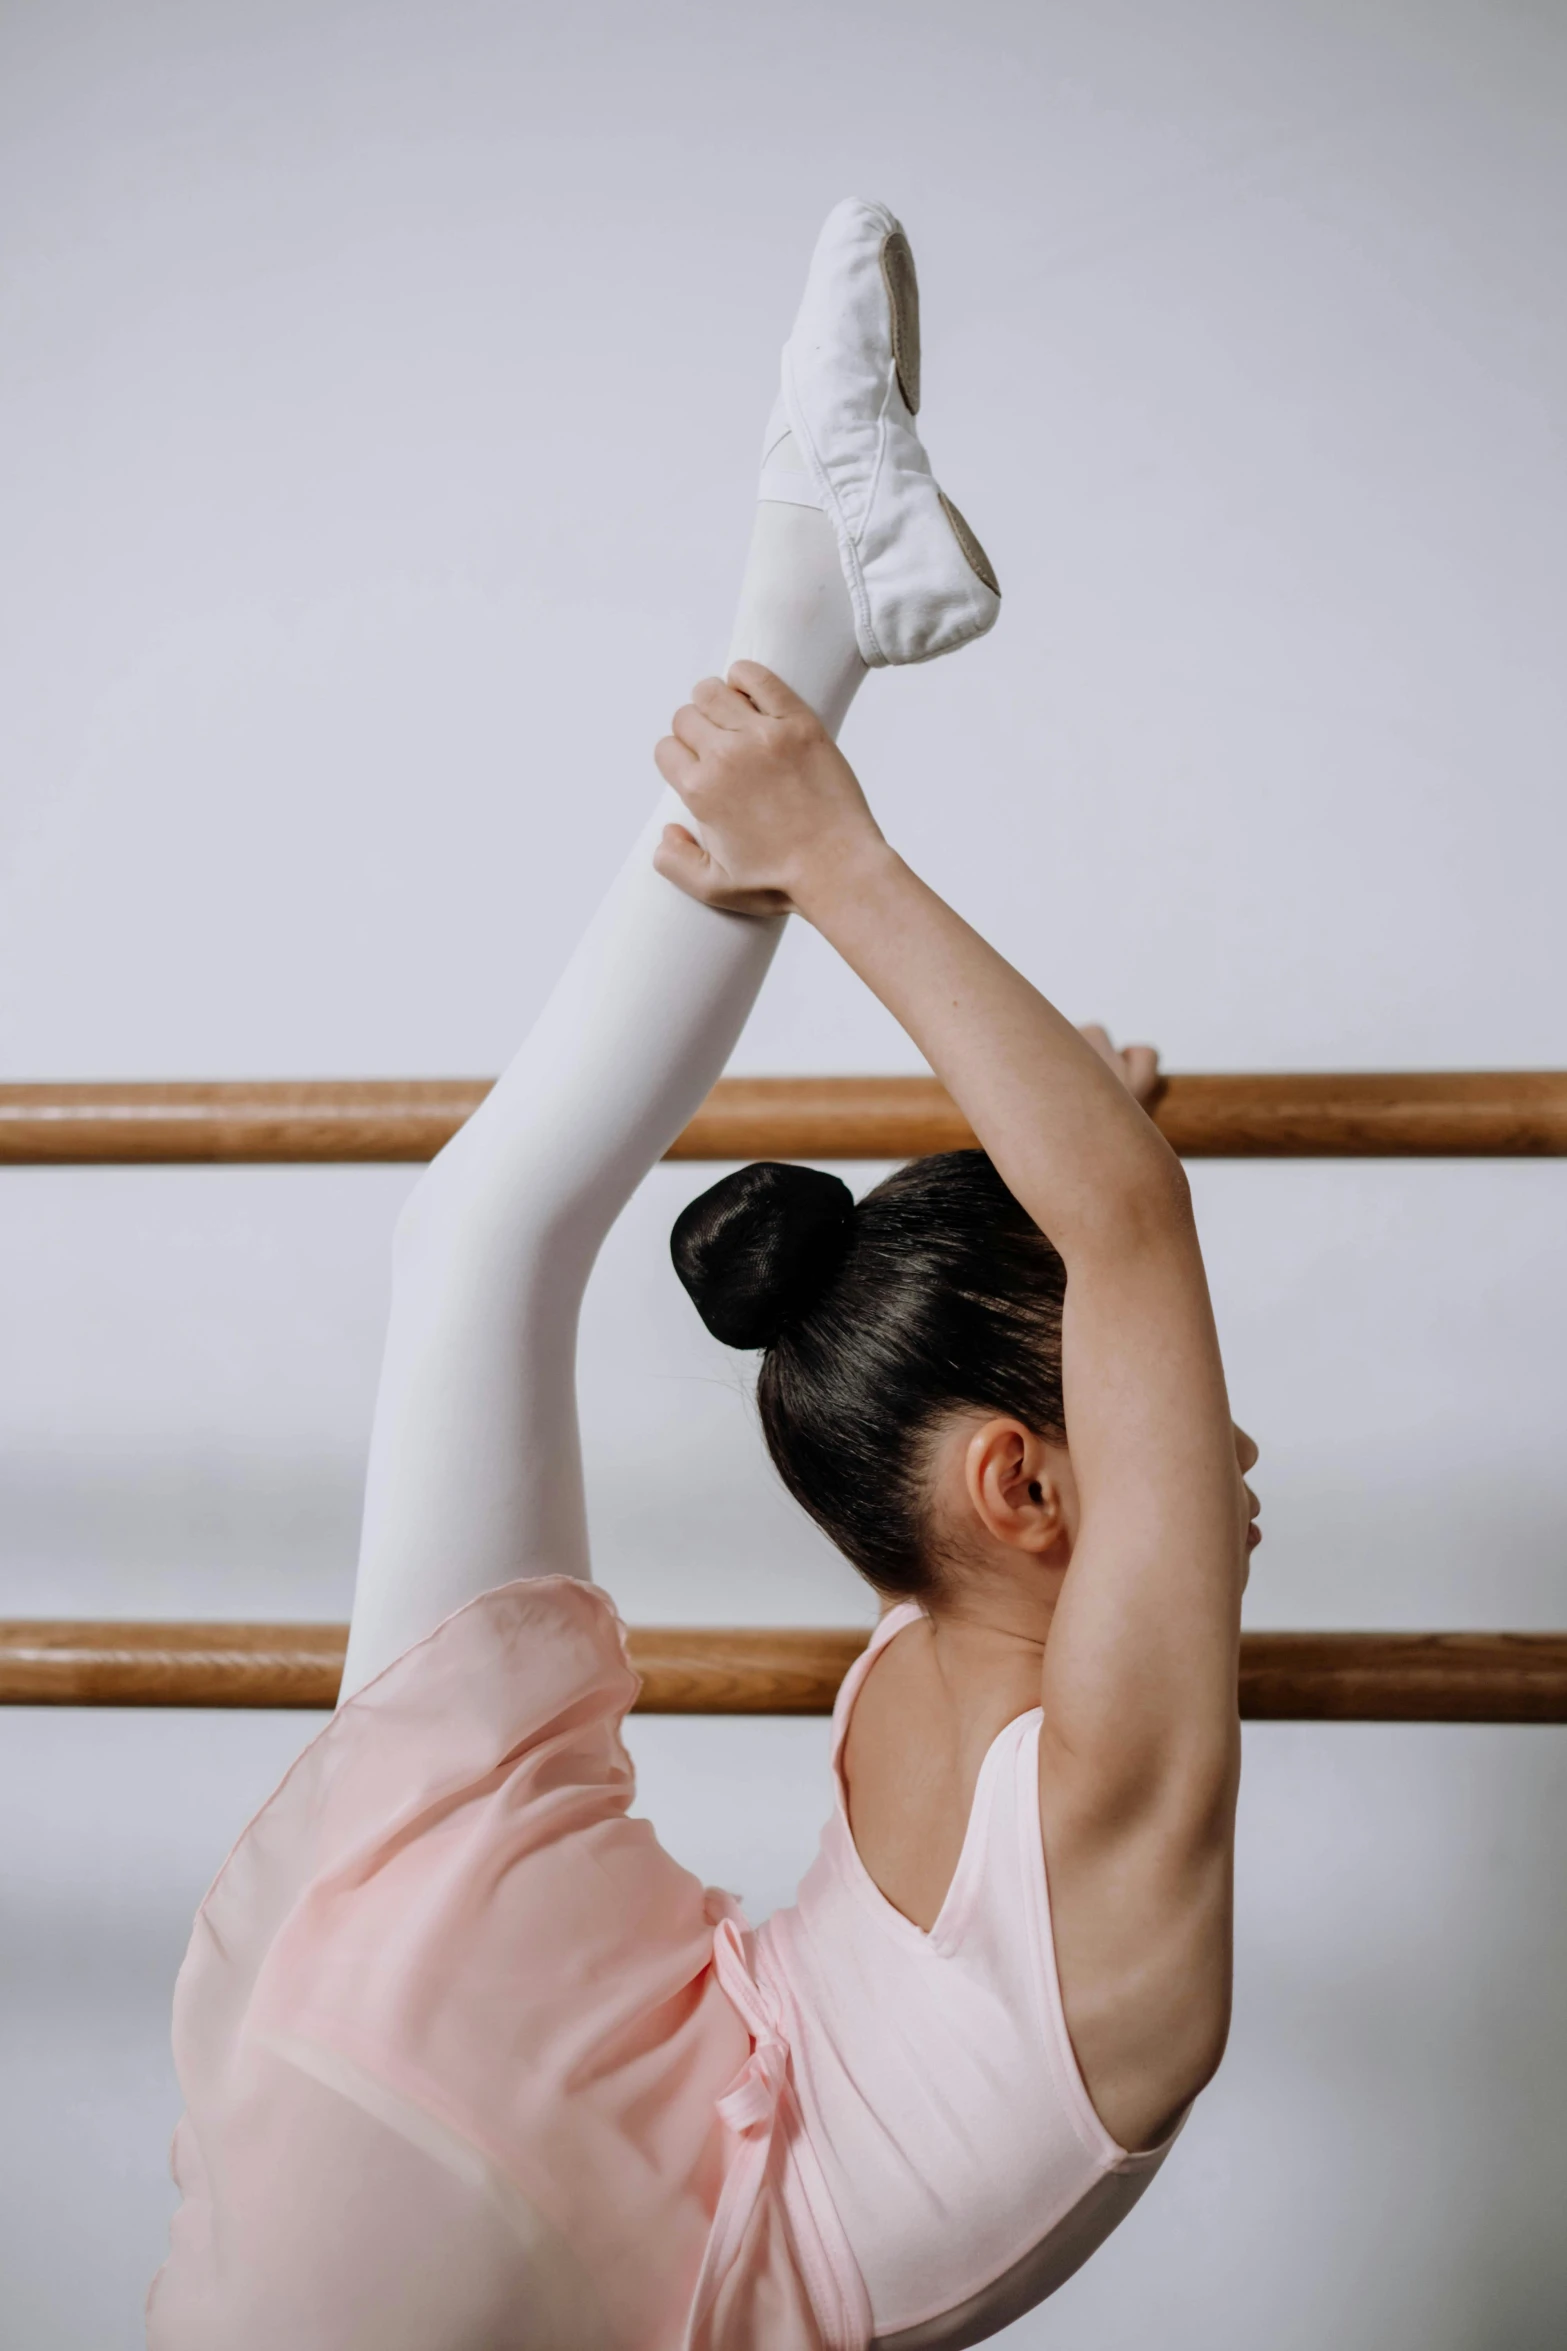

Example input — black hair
[670,1152,1066,1600]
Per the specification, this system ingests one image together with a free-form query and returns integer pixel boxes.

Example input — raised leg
[341,186,995,1697]
[339,502,866,1695]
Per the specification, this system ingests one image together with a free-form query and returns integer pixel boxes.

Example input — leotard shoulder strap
[828,1603,925,1774]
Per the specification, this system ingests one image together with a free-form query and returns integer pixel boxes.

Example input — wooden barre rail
[4,1621,1566,1721]
[2,1072,1565,1164]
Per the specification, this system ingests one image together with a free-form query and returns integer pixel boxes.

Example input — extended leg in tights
[340,499,865,1697]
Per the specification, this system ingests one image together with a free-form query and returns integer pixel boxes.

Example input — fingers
[671,669,776,756]
[652,823,732,908]
[654,733,698,798]
[1078,1025,1133,1091]
[1121,1043,1161,1105]
[727,659,811,720]
[670,701,729,758]
[666,667,818,784]
[652,824,790,919]
[1076,1025,1162,1106]
[690,674,758,730]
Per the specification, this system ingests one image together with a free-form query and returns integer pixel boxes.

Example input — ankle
[727,502,867,738]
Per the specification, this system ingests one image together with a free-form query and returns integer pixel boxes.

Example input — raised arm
[656,663,1251,2148]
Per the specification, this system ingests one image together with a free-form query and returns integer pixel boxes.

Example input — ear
[962,1418,1073,1559]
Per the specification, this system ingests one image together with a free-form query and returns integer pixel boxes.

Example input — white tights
[340,499,865,1697]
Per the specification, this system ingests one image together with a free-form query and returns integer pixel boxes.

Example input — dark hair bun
[671,1162,855,1350]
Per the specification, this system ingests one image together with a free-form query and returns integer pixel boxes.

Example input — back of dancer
[148,201,1254,2351]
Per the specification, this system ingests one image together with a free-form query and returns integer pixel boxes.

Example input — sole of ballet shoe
[778,198,1001,668]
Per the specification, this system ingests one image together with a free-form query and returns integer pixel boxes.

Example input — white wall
[2,1,1565,2342]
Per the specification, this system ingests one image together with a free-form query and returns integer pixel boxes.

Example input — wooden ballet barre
[1,1071,1565,1165]
[3,1621,1566,1722]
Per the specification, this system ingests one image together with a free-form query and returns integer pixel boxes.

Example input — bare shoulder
[843,1619,1043,1934]
[841,1624,974,1933]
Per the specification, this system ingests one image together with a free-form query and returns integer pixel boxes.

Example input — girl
[149,200,1256,2351]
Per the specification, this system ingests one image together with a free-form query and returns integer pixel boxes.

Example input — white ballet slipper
[773,197,1000,668]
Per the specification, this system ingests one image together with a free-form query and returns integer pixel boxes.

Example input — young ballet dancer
[148,200,1257,2350]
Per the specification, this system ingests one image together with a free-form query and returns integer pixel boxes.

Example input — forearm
[796,837,1182,1255]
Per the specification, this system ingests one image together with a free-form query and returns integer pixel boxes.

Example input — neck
[923,1555,1063,1661]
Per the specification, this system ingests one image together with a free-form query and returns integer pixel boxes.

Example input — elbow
[1122,1135,1194,1232]
[1078,1136,1194,1260]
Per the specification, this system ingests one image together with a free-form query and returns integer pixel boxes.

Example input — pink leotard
[748,1603,1179,2348]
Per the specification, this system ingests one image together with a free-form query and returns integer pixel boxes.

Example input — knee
[390,1156,458,1277]
[389,1147,506,1300]
[388,1147,579,1307]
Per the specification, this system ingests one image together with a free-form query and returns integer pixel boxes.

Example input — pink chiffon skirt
[146,1577,858,2351]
